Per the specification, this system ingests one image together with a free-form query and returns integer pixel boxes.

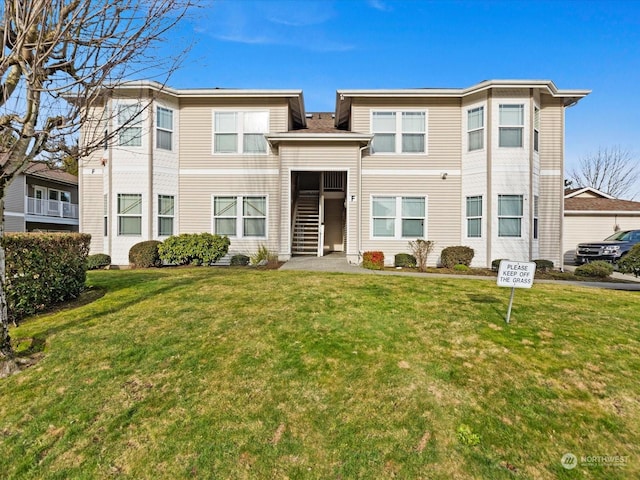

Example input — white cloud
[367,0,392,12]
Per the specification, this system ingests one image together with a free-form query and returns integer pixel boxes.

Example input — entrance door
[34,187,45,215]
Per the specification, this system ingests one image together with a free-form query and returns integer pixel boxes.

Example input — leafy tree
[567,146,639,199]
[0,0,195,376]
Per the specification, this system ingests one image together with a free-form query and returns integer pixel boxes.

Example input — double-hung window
[498,195,523,237]
[467,106,484,151]
[499,104,524,147]
[213,111,269,154]
[213,195,267,238]
[156,107,173,150]
[371,111,427,154]
[466,196,482,238]
[117,194,142,235]
[372,196,426,239]
[117,104,143,147]
[103,194,108,236]
[158,195,175,236]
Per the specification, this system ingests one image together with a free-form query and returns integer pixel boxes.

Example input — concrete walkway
[279,253,640,291]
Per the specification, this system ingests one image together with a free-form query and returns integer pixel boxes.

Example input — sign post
[496,260,536,323]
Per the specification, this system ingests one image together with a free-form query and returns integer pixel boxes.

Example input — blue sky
[164,0,640,180]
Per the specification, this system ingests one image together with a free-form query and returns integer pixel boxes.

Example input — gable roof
[564,186,614,199]
[24,162,78,186]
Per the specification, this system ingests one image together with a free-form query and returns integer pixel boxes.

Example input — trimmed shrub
[408,239,434,272]
[250,245,278,266]
[2,233,91,323]
[533,259,554,273]
[129,240,162,268]
[574,260,614,278]
[363,251,384,270]
[86,253,111,270]
[158,233,230,266]
[453,264,470,272]
[618,244,640,277]
[394,253,417,268]
[441,246,475,268]
[231,254,250,266]
[491,259,507,271]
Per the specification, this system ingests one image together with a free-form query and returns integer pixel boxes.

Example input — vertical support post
[505,287,516,324]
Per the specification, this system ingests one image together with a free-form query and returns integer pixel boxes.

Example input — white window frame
[370,109,428,155]
[467,106,484,152]
[498,194,523,238]
[466,195,482,238]
[371,195,427,239]
[158,194,175,237]
[533,195,539,240]
[103,194,108,237]
[212,194,268,239]
[117,193,142,236]
[212,110,269,155]
[116,103,143,147]
[156,106,173,151]
[498,104,524,148]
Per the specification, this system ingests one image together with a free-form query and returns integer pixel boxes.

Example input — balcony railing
[26,197,79,219]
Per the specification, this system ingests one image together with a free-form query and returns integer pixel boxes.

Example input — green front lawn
[1,268,639,479]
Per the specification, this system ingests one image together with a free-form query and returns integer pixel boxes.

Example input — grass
[1,268,639,479]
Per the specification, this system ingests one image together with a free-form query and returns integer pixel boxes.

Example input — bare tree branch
[0,0,197,374]
[567,146,640,200]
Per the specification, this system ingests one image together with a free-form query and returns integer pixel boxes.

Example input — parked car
[575,230,640,264]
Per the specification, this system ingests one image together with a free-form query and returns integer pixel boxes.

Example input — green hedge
[394,253,417,268]
[129,240,162,268]
[2,233,91,323]
[440,246,475,268]
[158,233,230,266]
[575,261,614,278]
[618,244,640,277]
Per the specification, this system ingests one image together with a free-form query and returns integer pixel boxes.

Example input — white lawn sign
[497,260,537,323]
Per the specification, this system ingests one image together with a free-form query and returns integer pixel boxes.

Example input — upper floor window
[213,111,268,154]
[499,104,524,148]
[498,194,523,237]
[371,111,427,154]
[533,106,540,152]
[156,107,173,151]
[467,107,484,151]
[533,195,539,239]
[117,104,142,147]
[372,196,426,238]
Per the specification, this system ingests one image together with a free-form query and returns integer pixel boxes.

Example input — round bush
[441,246,475,268]
[86,253,111,270]
[231,254,250,266]
[491,259,507,271]
[129,240,162,268]
[574,260,614,278]
[363,251,384,270]
[394,253,417,268]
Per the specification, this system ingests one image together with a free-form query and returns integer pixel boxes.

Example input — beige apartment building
[79,80,589,266]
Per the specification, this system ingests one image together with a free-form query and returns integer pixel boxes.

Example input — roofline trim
[266,133,372,144]
[564,186,615,199]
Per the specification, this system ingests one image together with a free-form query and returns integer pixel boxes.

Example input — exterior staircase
[292,190,320,255]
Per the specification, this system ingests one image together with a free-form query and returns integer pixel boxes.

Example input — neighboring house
[4,161,79,233]
[563,187,640,264]
[79,79,589,266]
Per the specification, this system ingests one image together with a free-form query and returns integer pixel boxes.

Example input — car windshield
[604,231,639,241]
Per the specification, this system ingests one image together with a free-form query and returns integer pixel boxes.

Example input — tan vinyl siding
[538,176,563,264]
[539,97,564,171]
[4,215,25,233]
[361,175,461,265]
[179,98,289,170]
[351,98,462,171]
[178,174,280,253]
[80,173,104,254]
